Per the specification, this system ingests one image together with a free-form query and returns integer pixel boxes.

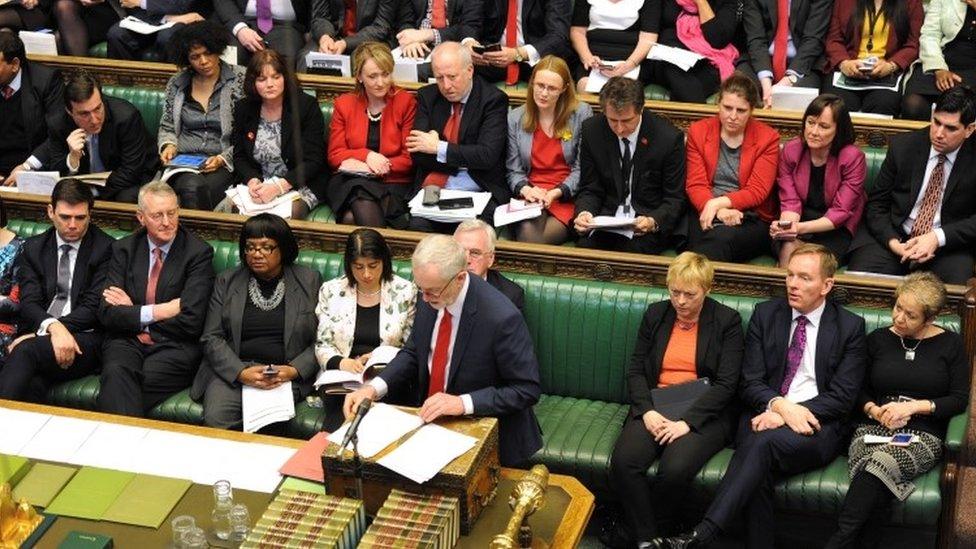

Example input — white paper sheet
[18,31,57,55]
[408,189,492,223]
[68,423,150,470]
[242,382,296,433]
[771,85,819,112]
[313,346,402,389]
[225,184,300,218]
[118,16,175,35]
[584,62,640,93]
[831,71,904,92]
[377,424,478,484]
[327,403,423,458]
[0,409,50,455]
[493,199,543,227]
[364,345,401,368]
[304,52,351,76]
[12,171,58,197]
[18,415,98,462]
[646,44,704,71]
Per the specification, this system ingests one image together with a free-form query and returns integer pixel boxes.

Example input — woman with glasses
[315,228,416,431]
[192,213,322,431]
[607,252,743,547]
[506,56,592,245]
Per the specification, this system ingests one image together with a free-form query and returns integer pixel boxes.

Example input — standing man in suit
[215,0,312,67]
[97,181,215,417]
[462,0,571,85]
[301,0,397,68]
[0,180,113,401]
[45,71,159,204]
[453,220,524,312]
[343,234,543,467]
[738,0,830,107]
[406,42,509,233]
[573,76,686,254]
[653,244,867,549]
[395,0,483,80]
[0,33,63,187]
[848,86,976,285]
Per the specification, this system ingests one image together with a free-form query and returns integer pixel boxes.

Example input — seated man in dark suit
[462,0,570,84]
[653,244,867,549]
[344,234,543,467]
[0,33,63,187]
[848,86,976,285]
[300,0,396,70]
[105,0,203,61]
[406,41,509,234]
[573,76,686,255]
[0,180,114,401]
[45,71,159,204]
[215,0,311,67]
[453,219,524,312]
[395,0,482,80]
[97,181,215,417]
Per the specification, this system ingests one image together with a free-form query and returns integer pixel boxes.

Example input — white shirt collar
[928,145,960,165]
[792,299,826,327]
[55,232,81,251]
[445,272,471,318]
[8,70,22,94]
[621,118,642,148]
[148,238,174,258]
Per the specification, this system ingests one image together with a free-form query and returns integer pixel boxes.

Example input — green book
[56,530,113,549]
[0,453,31,486]
[280,476,326,495]
[101,474,192,528]
[45,467,135,520]
[13,462,78,507]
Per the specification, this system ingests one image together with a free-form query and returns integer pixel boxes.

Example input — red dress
[528,126,575,225]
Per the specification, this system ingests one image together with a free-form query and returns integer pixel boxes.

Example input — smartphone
[777,220,793,228]
[890,433,916,446]
[422,185,441,206]
[597,62,615,70]
[438,197,475,210]
[262,364,278,378]
[472,43,502,54]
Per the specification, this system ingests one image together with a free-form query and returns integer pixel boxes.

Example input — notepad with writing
[651,378,711,420]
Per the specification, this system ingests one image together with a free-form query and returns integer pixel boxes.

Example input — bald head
[431,41,474,102]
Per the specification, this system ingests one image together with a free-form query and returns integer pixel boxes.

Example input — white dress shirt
[233,0,297,35]
[783,300,826,403]
[138,239,174,327]
[901,145,959,247]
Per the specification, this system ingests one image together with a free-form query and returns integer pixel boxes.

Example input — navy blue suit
[378,273,543,466]
[703,298,866,548]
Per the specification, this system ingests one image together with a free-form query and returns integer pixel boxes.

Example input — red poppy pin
[247,131,256,141]
[640,137,649,146]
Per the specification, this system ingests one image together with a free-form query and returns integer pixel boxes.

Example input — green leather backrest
[102,86,166,140]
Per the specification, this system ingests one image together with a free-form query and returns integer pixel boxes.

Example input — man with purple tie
[215,0,312,67]
[652,243,867,549]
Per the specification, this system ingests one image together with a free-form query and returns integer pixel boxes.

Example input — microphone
[339,398,372,453]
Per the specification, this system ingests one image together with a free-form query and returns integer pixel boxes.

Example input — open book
[313,345,401,393]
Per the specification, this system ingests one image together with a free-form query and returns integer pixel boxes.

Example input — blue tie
[89,135,105,173]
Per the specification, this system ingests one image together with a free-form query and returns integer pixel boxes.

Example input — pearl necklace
[357,287,381,297]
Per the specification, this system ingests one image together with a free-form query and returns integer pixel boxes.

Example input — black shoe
[650,531,701,549]
[597,517,635,549]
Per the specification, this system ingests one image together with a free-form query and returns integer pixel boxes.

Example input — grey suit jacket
[506,102,592,199]
[741,0,831,77]
[190,264,323,401]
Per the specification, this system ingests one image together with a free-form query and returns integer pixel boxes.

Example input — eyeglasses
[145,209,179,223]
[465,248,489,259]
[244,244,278,255]
[420,270,463,299]
[532,82,563,94]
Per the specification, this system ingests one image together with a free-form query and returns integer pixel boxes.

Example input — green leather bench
[6,218,965,541]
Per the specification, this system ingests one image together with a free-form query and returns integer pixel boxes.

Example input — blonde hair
[894,272,946,320]
[788,243,838,279]
[522,56,578,136]
[137,180,178,210]
[352,42,394,95]
[666,252,714,291]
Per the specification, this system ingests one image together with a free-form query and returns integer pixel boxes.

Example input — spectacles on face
[145,209,179,223]
[245,243,278,256]
[420,270,463,299]
[465,248,488,260]
[533,82,563,94]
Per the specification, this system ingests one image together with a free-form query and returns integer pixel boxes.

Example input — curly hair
[168,21,231,68]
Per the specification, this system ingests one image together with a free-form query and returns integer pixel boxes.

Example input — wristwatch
[514,48,524,63]
[786,73,799,84]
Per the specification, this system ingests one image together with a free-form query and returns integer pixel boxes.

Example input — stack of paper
[327,403,423,458]
[771,85,819,112]
[392,47,431,82]
[18,31,57,55]
[493,199,543,227]
[647,44,705,71]
[304,52,351,76]
[589,214,636,239]
[408,189,492,223]
[585,62,641,93]
[118,16,174,35]
[225,184,300,218]
[376,424,478,484]
[279,432,330,482]
[242,381,296,433]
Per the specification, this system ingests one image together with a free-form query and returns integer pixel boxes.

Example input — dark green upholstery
[644,84,671,101]
[102,85,166,140]
[88,43,107,58]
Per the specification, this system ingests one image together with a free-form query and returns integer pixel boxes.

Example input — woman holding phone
[771,94,866,267]
[826,273,968,547]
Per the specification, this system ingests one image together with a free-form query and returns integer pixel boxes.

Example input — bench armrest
[945,411,969,453]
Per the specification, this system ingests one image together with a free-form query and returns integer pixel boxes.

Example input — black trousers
[235,20,305,69]
[702,416,846,549]
[847,228,975,284]
[106,21,183,61]
[686,215,772,263]
[169,168,236,211]
[645,59,721,104]
[820,79,902,116]
[97,337,201,417]
[610,414,729,541]
[0,331,102,401]
[577,230,669,255]
[824,470,890,549]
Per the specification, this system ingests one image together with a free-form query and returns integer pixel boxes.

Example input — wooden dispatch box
[321,414,500,535]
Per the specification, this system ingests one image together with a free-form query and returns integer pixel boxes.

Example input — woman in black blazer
[608,252,744,546]
[232,49,327,220]
[191,214,323,431]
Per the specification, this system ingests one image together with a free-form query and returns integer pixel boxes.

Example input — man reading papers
[344,234,543,466]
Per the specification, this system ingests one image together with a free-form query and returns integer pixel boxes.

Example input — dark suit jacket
[14,225,114,335]
[481,0,571,59]
[190,264,323,401]
[411,77,510,206]
[310,0,396,49]
[396,0,483,43]
[575,109,687,235]
[216,0,312,31]
[98,226,215,345]
[16,61,63,167]
[232,91,327,200]
[863,129,976,254]
[485,269,523,313]
[741,0,831,77]
[46,96,160,202]
[627,298,744,434]
[739,298,866,425]
[822,0,923,72]
[379,273,543,466]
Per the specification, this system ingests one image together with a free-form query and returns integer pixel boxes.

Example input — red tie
[772,0,789,82]
[423,102,461,187]
[137,247,164,345]
[342,0,357,36]
[427,309,453,397]
[504,0,519,85]
[2,86,13,100]
[432,0,447,28]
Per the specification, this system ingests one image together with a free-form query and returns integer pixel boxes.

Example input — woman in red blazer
[772,94,866,267]
[327,42,417,228]
[821,0,923,115]
[685,72,780,263]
